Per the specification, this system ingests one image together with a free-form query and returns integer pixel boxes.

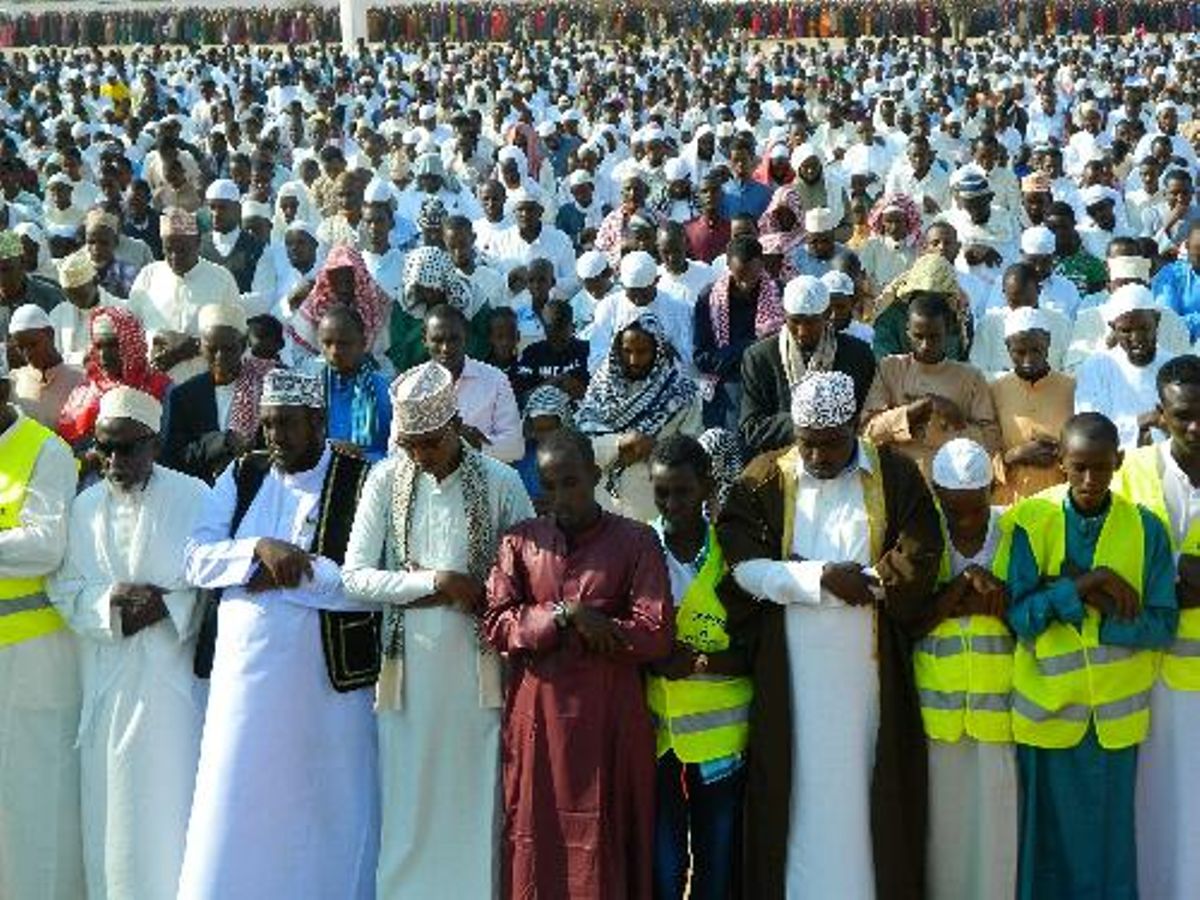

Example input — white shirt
[490,224,580,301]
[657,261,717,306]
[1075,347,1172,449]
[584,290,695,374]
[1159,441,1200,548]
[214,383,234,430]
[127,259,241,338]
[211,227,241,258]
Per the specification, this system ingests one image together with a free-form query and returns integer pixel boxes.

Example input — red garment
[289,245,389,355]
[683,214,732,263]
[484,512,673,900]
[58,306,171,444]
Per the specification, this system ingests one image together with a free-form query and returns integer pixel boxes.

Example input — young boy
[999,412,1177,899]
[647,434,751,900]
[916,438,1016,900]
[514,299,589,402]
[485,306,521,394]
[570,250,614,330]
[506,257,553,352]
[246,314,285,363]
[308,304,392,461]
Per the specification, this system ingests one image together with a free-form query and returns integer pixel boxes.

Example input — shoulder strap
[230,452,272,538]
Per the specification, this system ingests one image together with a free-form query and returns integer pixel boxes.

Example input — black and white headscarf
[575,312,698,439]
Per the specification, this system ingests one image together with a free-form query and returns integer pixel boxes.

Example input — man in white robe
[48,386,208,900]
[1075,284,1177,448]
[177,370,379,900]
[343,361,533,898]
[0,346,84,900]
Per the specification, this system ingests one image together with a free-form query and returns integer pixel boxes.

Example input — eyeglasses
[94,435,154,457]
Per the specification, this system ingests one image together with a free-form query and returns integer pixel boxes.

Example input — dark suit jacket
[161,371,249,484]
[738,330,877,457]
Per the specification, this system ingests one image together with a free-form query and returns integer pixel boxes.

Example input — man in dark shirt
[514,299,588,403]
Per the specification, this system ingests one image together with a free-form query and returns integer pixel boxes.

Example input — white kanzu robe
[0,416,84,900]
[178,447,380,900]
[733,443,880,900]
[47,465,208,900]
[342,453,533,899]
[1137,442,1200,900]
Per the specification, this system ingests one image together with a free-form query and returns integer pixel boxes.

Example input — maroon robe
[485,511,674,900]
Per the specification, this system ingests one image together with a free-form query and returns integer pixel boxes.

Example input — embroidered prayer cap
[1107,255,1151,282]
[790,371,857,429]
[620,251,659,289]
[390,361,458,435]
[1004,305,1056,339]
[97,386,163,433]
[8,303,53,335]
[160,207,199,237]
[931,438,992,491]
[363,179,394,204]
[417,197,447,230]
[566,169,594,189]
[198,301,248,335]
[260,369,325,409]
[953,170,993,199]
[204,179,241,203]
[804,206,837,234]
[821,270,856,297]
[57,249,97,289]
[1021,173,1052,195]
[241,200,273,223]
[83,208,120,233]
[896,252,960,297]
[759,232,787,255]
[576,249,609,280]
[0,230,22,260]
[411,152,445,178]
[782,274,830,316]
[1019,226,1057,257]
[1103,283,1160,323]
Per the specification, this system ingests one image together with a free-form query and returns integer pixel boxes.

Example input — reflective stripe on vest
[0,417,66,648]
[913,507,1016,743]
[1113,445,1200,690]
[994,484,1155,750]
[645,527,753,764]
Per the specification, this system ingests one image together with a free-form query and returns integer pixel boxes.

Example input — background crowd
[7,16,1200,900]
[3,0,1200,48]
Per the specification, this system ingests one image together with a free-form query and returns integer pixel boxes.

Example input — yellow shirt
[990,371,1075,505]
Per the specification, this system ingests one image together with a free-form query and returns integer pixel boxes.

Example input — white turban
[1004,306,1056,339]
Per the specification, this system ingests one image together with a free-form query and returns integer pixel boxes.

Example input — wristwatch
[552,602,570,629]
[693,652,710,675]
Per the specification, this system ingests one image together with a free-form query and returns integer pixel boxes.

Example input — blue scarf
[322,357,379,449]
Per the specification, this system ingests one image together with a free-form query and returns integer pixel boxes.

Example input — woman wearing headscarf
[287,244,391,367]
[272,180,319,241]
[576,312,703,522]
[871,251,973,361]
[58,307,172,446]
[386,245,490,373]
[859,194,923,290]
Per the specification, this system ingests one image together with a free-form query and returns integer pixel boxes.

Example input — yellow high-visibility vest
[994,484,1155,750]
[913,509,1015,743]
[646,527,753,763]
[1113,445,1200,690]
[0,416,67,647]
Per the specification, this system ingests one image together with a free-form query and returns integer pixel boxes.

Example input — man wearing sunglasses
[48,386,209,899]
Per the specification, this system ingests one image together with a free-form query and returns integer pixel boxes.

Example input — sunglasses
[94,434,154,457]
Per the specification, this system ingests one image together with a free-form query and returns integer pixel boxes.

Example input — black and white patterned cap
[790,371,856,429]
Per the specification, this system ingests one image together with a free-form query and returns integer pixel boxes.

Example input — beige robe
[861,356,1001,479]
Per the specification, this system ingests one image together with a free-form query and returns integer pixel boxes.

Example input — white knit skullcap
[1019,226,1057,256]
[198,302,248,335]
[620,251,658,289]
[576,249,609,280]
[8,303,53,334]
[204,178,241,203]
[931,438,993,490]
[821,270,856,297]
[97,386,163,432]
[782,274,831,316]
[804,207,838,234]
[1004,305,1056,339]
[1104,283,1159,322]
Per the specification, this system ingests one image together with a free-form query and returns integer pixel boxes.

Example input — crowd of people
[7,23,1200,900]
[4,0,1200,48]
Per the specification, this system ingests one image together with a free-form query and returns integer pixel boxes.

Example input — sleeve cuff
[1049,579,1086,625]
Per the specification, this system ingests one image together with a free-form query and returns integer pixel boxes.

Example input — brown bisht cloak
[716,442,943,900]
